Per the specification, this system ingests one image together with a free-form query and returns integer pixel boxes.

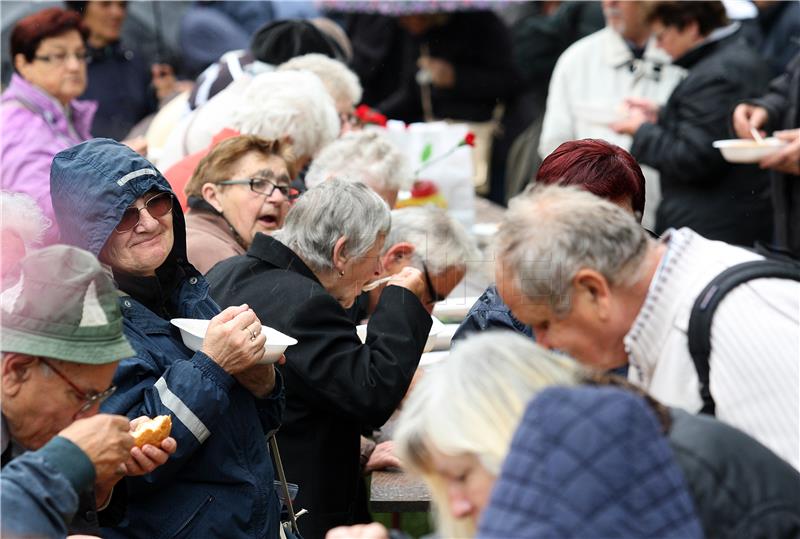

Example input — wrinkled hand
[326,523,389,539]
[418,56,455,89]
[387,266,426,301]
[732,103,769,139]
[202,305,266,375]
[364,441,401,473]
[760,129,800,175]
[59,415,133,485]
[122,416,177,476]
[235,363,278,398]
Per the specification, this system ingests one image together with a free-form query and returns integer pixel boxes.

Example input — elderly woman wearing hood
[207,179,432,538]
[50,138,285,539]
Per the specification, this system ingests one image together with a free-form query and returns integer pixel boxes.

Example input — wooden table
[370,469,430,513]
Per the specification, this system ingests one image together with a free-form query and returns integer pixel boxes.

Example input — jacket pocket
[170,494,214,539]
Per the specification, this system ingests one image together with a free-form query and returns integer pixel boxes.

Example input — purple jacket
[0,74,96,244]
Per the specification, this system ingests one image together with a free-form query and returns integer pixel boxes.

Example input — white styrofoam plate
[171,318,297,364]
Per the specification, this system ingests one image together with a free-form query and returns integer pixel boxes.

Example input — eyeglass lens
[116,193,173,232]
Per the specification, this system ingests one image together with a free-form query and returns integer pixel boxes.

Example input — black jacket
[669,409,800,538]
[631,31,772,246]
[749,52,800,257]
[207,234,432,539]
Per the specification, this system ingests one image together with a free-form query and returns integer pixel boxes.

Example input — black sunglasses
[115,192,174,232]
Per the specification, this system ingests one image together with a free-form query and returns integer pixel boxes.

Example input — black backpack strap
[688,260,800,416]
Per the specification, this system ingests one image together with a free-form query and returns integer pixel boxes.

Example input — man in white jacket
[494,185,800,470]
[539,0,685,228]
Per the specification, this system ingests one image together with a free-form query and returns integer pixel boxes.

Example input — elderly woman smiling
[208,179,433,538]
[50,138,285,538]
[184,134,296,274]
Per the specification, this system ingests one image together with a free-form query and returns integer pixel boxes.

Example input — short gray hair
[231,70,339,159]
[273,178,391,272]
[305,130,413,192]
[496,184,651,315]
[384,207,478,274]
[278,53,362,110]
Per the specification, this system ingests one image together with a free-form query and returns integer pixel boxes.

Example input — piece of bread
[132,415,172,448]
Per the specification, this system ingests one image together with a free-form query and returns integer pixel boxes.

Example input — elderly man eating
[1,245,175,538]
[494,185,800,470]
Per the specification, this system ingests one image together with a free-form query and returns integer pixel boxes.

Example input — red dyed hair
[536,139,646,220]
[10,7,88,66]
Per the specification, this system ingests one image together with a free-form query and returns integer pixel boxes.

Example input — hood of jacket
[50,138,196,277]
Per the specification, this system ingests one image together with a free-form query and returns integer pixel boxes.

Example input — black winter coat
[631,31,772,246]
[207,234,432,539]
[749,52,800,257]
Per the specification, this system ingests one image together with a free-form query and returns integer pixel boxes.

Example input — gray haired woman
[206,178,432,539]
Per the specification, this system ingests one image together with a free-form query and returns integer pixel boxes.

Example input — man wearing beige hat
[1,245,176,538]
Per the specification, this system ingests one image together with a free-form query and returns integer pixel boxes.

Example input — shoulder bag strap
[687,260,800,416]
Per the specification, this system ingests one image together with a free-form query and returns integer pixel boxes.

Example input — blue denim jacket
[452,285,534,342]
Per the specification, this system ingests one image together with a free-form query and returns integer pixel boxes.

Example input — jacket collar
[3,73,96,139]
[119,274,215,333]
[673,23,741,69]
[247,233,320,284]
[602,27,672,68]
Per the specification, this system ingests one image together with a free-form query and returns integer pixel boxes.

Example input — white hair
[0,191,50,246]
[383,207,478,274]
[277,53,362,110]
[305,130,412,192]
[231,70,340,159]
[272,178,391,273]
[496,184,651,316]
[395,331,583,538]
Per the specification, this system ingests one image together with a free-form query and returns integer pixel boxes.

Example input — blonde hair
[394,332,584,537]
[184,135,295,198]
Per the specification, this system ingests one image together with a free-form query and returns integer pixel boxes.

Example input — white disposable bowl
[712,138,787,164]
[356,316,445,353]
[170,318,297,364]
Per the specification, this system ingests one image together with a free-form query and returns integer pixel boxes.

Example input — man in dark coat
[733,52,800,258]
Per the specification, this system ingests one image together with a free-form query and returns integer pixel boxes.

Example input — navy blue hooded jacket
[50,139,284,539]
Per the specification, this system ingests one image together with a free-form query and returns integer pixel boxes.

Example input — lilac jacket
[0,74,96,244]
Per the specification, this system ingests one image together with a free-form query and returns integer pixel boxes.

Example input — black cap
[249,19,345,65]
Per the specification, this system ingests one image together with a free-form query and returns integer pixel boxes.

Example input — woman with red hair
[0,7,94,245]
[453,138,648,344]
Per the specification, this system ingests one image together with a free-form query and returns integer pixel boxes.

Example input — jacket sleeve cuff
[40,436,96,495]
[191,351,235,392]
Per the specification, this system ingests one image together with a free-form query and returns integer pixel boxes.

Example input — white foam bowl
[713,138,787,164]
[170,318,297,364]
[356,316,444,353]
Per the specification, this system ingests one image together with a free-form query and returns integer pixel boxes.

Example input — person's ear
[1,353,37,397]
[332,236,349,274]
[14,54,31,78]
[201,183,225,213]
[382,242,415,274]
[573,269,613,321]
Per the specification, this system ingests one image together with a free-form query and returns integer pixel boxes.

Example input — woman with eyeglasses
[50,138,286,539]
[1,7,94,245]
[183,134,297,274]
[207,178,433,539]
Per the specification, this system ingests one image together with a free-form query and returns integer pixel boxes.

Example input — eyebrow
[252,170,291,184]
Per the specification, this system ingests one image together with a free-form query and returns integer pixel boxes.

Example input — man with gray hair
[494,185,800,469]
[1,245,176,537]
[305,130,412,208]
[375,207,477,313]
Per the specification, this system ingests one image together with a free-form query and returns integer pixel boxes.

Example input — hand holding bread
[124,415,177,477]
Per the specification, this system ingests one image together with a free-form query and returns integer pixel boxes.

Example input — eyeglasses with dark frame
[33,50,90,65]
[115,192,174,233]
[39,357,116,416]
[422,261,447,305]
[217,177,299,201]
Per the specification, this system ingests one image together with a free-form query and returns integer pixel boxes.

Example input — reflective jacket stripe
[154,377,210,443]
